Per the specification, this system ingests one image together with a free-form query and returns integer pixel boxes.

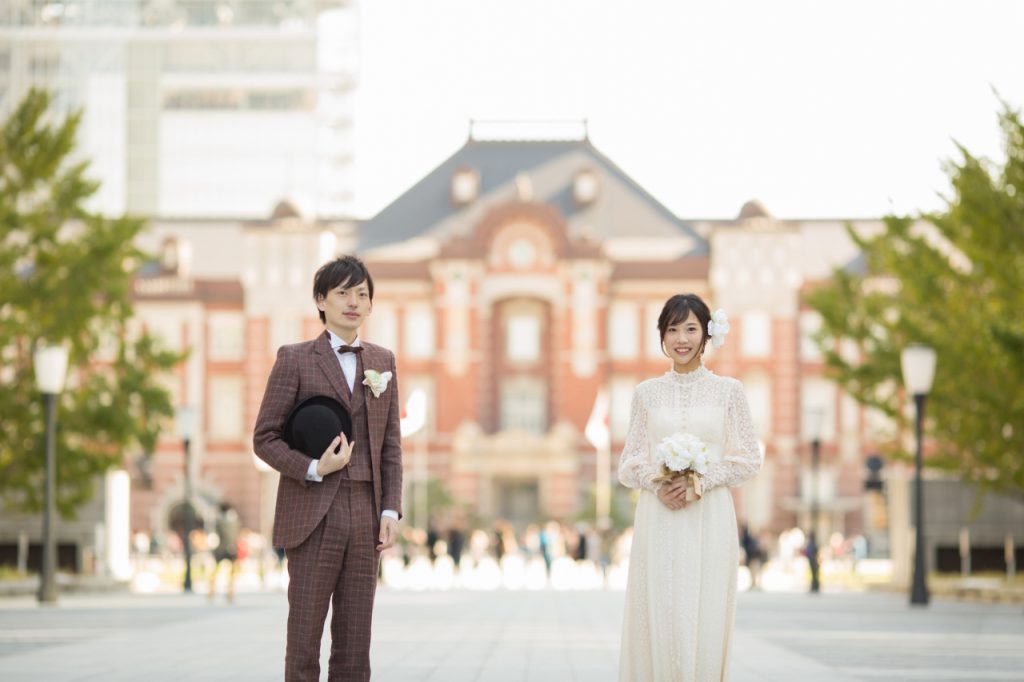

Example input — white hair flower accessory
[707,309,730,348]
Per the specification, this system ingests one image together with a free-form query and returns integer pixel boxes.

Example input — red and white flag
[585,390,610,450]
[400,388,427,438]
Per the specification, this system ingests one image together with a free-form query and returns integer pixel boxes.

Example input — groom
[254,255,403,681]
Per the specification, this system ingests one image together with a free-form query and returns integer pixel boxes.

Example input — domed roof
[738,199,771,220]
[270,199,301,220]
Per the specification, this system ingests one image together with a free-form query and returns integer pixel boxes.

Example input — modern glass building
[0,0,358,218]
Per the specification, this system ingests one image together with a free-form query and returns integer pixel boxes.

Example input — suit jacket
[253,331,403,549]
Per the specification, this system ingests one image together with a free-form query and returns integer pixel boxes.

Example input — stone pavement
[0,587,1021,681]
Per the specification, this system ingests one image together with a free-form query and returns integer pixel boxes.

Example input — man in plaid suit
[254,255,403,681]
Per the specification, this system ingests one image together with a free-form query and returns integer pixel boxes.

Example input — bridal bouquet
[652,432,709,502]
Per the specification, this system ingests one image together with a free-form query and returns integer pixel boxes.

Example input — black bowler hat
[283,395,353,459]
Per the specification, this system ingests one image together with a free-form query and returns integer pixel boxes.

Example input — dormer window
[160,237,179,272]
[451,167,480,205]
[573,168,599,205]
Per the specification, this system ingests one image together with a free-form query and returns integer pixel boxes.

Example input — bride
[617,293,762,681]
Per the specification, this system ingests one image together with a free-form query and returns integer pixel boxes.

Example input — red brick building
[127,135,889,553]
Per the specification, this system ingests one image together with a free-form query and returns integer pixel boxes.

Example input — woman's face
[663,310,705,371]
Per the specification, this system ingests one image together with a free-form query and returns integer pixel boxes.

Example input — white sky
[353,0,1024,221]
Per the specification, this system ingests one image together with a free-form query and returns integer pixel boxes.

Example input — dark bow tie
[336,345,363,355]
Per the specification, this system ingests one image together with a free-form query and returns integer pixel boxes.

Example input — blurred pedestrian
[426,521,439,563]
[208,502,241,603]
[573,523,588,563]
[740,522,764,590]
[539,524,552,575]
[447,523,465,573]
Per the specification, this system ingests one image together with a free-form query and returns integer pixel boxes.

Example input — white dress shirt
[305,331,399,523]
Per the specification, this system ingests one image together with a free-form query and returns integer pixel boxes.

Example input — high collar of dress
[664,365,712,385]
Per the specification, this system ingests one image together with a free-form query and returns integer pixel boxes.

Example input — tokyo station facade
[130,134,890,550]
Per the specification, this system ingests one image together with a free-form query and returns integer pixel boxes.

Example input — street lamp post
[176,406,198,593]
[399,390,427,529]
[901,344,937,606]
[585,391,611,529]
[809,435,822,593]
[804,406,825,594]
[33,345,69,605]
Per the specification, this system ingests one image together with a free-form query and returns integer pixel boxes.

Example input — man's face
[317,278,372,339]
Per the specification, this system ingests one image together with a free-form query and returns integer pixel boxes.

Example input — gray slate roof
[358,138,706,254]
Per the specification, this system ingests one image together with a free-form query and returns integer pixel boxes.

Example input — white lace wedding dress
[618,366,762,681]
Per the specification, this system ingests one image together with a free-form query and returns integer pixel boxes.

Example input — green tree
[808,101,1024,497]
[0,88,183,516]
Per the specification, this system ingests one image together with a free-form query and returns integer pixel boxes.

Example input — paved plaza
[0,585,1021,681]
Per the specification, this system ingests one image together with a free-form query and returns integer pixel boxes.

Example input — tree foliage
[0,89,183,517]
[807,101,1024,497]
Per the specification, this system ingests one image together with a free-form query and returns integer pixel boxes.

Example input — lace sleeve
[617,386,662,493]
[703,379,762,491]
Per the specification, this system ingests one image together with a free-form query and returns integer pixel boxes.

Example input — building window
[270,314,297,353]
[162,88,312,111]
[800,311,823,362]
[741,312,771,358]
[645,302,664,359]
[208,312,244,361]
[403,304,435,359]
[801,378,836,443]
[841,392,861,435]
[500,378,546,434]
[608,302,639,360]
[208,375,244,440]
[506,315,540,362]
[365,303,397,351]
[573,168,600,205]
[610,377,636,441]
[451,167,480,205]
[145,316,182,352]
[743,374,772,439]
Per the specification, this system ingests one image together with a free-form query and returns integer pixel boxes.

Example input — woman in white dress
[618,294,762,681]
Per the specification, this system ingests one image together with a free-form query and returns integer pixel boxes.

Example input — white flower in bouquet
[653,432,708,500]
[690,448,709,476]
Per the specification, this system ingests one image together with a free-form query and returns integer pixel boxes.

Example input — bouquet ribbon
[653,468,703,502]
[684,470,703,502]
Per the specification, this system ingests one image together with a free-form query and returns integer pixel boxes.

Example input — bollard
[1006,534,1016,582]
[959,527,970,577]
[17,531,28,574]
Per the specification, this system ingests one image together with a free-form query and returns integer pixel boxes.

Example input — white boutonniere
[362,369,392,398]
[707,308,730,348]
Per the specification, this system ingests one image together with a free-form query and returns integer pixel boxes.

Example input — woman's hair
[313,255,375,323]
[657,293,712,357]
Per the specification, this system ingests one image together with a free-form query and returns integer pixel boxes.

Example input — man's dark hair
[313,255,374,323]
[657,293,711,357]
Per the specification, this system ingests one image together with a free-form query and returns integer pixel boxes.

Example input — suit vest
[339,352,373,481]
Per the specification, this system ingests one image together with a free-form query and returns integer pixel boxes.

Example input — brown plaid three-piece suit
[254,331,403,681]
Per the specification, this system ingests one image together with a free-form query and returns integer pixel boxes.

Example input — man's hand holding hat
[315,433,354,478]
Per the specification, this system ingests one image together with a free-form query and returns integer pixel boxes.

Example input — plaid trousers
[284,480,379,682]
